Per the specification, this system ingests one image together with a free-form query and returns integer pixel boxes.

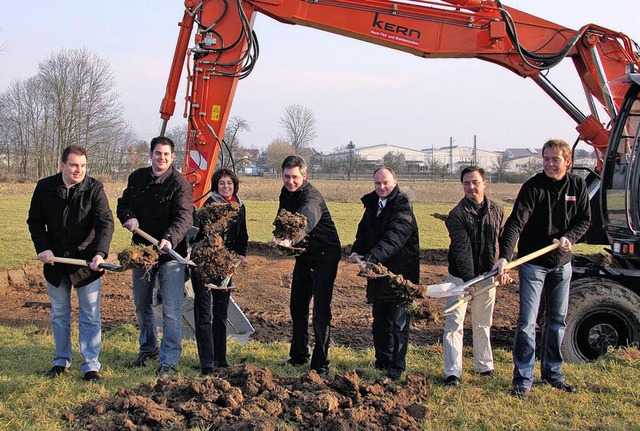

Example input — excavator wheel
[562,278,640,362]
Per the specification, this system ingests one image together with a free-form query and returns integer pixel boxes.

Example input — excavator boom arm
[161,0,639,204]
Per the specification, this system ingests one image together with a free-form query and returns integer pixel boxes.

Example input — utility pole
[449,137,453,173]
[473,135,477,166]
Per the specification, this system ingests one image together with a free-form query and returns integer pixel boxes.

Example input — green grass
[1,324,639,431]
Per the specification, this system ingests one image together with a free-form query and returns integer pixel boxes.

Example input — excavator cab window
[601,77,640,256]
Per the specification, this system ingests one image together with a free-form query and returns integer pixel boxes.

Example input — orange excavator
[159,0,640,361]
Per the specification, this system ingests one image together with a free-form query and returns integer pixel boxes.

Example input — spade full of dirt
[191,234,239,283]
[117,245,159,272]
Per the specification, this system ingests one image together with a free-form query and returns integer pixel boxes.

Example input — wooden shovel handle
[503,239,560,271]
[133,227,159,245]
[443,240,561,315]
[48,256,89,267]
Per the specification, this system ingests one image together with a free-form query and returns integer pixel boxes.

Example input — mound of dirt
[64,363,431,431]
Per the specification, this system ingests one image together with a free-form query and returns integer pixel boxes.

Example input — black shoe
[478,370,496,377]
[444,375,461,387]
[202,367,214,376]
[128,348,160,368]
[44,365,69,379]
[278,359,306,367]
[374,360,389,371]
[511,386,530,399]
[157,365,175,379]
[544,380,576,393]
[313,367,329,377]
[386,372,402,381]
[83,371,102,382]
[214,361,230,368]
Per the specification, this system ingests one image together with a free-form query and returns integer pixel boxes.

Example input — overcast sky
[1,0,637,153]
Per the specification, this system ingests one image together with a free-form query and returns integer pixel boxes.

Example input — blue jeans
[513,262,571,389]
[132,261,185,367]
[47,278,101,373]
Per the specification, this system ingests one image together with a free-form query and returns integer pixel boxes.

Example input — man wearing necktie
[348,167,420,381]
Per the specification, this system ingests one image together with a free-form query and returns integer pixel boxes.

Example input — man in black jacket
[349,167,420,380]
[117,136,193,379]
[27,145,114,381]
[443,166,505,387]
[270,155,341,377]
[495,139,591,399]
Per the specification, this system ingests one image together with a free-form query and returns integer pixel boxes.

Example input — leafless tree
[219,116,251,169]
[428,158,449,181]
[279,104,317,152]
[524,158,543,177]
[165,123,188,171]
[381,151,406,174]
[341,141,364,180]
[491,152,511,183]
[0,48,135,178]
[264,138,295,173]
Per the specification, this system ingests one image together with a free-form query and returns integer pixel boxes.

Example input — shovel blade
[426,282,466,298]
[99,263,125,272]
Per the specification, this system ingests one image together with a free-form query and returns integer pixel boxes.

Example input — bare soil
[1,244,521,430]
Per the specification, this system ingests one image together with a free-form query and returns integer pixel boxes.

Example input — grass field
[1,177,625,431]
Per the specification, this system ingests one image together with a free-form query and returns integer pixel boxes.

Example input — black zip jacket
[27,173,114,288]
[117,166,193,261]
[499,172,591,268]
[351,186,420,303]
[446,197,505,281]
[278,181,341,264]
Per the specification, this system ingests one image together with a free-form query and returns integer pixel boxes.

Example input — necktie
[377,200,384,217]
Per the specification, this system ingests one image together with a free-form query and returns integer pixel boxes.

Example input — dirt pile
[64,363,431,431]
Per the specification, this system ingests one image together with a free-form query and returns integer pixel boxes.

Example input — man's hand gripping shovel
[134,227,196,267]
[439,240,561,315]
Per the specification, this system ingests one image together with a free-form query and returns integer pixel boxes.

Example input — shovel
[353,255,389,278]
[46,256,126,272]
[441,240,561,314]
[134,227,196,267]
[427,240,560,298]
[204,259,242,291]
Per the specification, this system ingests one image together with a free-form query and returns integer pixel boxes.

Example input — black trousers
[372,301,411,378]
[192,274,231,369]
[289,259,339,371]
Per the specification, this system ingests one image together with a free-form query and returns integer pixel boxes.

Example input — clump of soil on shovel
[197,202,240,236]
[357,262,440,322]
[117,245,159,272]
[272,209,308,244]
[191,234,239,282]
[64,363,432,431]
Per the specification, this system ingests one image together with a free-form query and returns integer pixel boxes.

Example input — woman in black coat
[192,168,248,375]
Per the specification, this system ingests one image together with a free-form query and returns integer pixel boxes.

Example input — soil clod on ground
[64,363,432,431]
[117,245,159,272]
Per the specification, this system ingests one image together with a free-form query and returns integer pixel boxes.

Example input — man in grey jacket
[443,166,505,386]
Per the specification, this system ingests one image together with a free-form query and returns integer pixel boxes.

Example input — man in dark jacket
[117,136,193,379]
[349,167,420,380]
[27,145,114,381]
[495,138,591,399]
[443,166,505,387]
[270,155,341,377]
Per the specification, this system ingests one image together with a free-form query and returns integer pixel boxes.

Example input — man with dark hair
[442,166,505,387]
[28,145,114,382]
[495,138,591,399]
[117,136,193,379]
[270,155,341,377]
[349,167,420,381]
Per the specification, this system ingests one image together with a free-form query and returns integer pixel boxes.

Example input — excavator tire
[562,278,640,362]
